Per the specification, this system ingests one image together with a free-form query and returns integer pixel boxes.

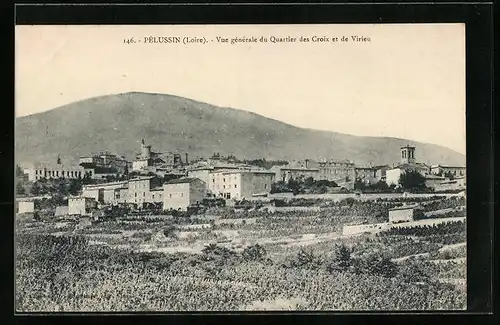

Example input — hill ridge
[15,92,466,168]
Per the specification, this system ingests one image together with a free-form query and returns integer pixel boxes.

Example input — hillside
[15,92,466,168]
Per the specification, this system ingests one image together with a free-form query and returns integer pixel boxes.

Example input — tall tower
[140,138,152,159]
[400,145,416,165]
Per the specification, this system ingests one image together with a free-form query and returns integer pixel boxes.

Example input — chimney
[185,153,189,165]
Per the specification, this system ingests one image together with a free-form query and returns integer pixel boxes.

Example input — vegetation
[15,193,466,312]
[270,178,338,195]
[398,170,428,192]
[16,233,466,311]
[354,179,392,193]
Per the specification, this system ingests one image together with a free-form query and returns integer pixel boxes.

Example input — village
[17,140,466,232]
[15,139,467,311]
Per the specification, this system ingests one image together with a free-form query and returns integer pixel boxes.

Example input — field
[15,196,467,312]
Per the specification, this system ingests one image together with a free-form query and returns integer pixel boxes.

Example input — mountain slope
[15,92,466,167]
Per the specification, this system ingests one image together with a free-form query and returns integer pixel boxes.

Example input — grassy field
[15,196,466,311]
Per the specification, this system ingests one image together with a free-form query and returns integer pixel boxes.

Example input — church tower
[400,145,416,165]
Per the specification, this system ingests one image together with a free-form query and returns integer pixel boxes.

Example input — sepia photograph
[15,24,467,312]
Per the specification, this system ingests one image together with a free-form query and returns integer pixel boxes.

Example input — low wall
[266,206,322,213]
[246,192,461,202]
[391,216,466,228]
[342,222,391,236]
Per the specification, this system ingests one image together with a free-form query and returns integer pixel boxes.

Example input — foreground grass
[16,233,466,312]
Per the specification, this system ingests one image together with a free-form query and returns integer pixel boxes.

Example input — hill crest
[15,92,466,168]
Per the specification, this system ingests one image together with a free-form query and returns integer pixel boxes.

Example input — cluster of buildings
[18,139,466,216]
[385,145,466,190]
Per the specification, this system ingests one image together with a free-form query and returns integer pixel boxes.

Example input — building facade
[208,170,275,199]
[317,160,356,183]
[23,157,85,182]
[354,165,390,185]
[79,152,129,178]
[127,176,155,206]
[388,205,420,223]
[82,181,129,204]
[430,165,466,178]
[16,199,35,214]
[68,197,97,216]
[270,165,319,183]
[163,178,207,211]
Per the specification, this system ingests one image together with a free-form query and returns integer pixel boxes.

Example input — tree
[354,179,365,191]
[242,244,266,261]
[287,178,301,195]
[304,177,315,186]
[444,171,455,180]
[398,170,427,192]
[327,244,352,273]
[361,253,398,278]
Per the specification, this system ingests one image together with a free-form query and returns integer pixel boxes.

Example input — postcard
[15,23,466,312]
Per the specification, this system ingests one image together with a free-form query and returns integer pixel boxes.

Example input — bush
[242,244,267,261]
[326,244,352,273]
[353,253,398,278]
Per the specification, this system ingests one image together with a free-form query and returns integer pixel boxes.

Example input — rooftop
[431,164,466,169]
[82,181,128,188]
[129,176,155,181]
[164,177,200,185]
[276,166,319,171]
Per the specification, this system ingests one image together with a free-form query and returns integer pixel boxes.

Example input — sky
[15,24,466,154]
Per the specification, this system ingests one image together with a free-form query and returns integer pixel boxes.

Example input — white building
[163,178,207,211]
[68,197,97,216]
[208,169,275,200]
[430,165,466,177]
[23,157,85,182]
[127,176,155,206]
[388,204,421,224]
[16,199,35,214]
[82,181,129,204]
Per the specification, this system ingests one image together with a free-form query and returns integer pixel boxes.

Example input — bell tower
[400,145,416,165]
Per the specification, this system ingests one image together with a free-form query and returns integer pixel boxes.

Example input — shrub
[242,244,267,261]
[327,244,352,273]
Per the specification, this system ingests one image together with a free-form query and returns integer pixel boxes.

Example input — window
[264,184,267,189]
[223,185,225,189]
[169,194,172,198]
[181,193,184,197]
[223,178,226,182]
[143,193,145,197]
[234,184,237,188]
[135,193,137,197]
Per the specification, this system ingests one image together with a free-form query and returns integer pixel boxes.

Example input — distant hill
[15,92,466,168]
